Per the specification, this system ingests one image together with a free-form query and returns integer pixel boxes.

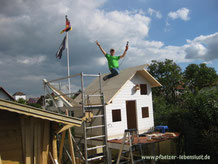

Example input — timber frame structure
[43,72,110,164]
[0,98,82,164]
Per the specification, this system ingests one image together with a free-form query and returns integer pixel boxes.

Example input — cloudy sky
[0,0,218,97]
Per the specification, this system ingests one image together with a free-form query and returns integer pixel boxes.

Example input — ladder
[81,73,109,164]
[116,129,145,164]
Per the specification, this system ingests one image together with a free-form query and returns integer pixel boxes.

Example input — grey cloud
[1,0,217,97]
[185,32,218,61]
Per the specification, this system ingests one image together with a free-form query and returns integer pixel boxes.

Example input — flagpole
[66,31,71,97]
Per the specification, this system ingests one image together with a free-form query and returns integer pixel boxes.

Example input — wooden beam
[25,117,31,164]
[58,131,66,164]
[37,120,42,163]
[68,128,76,164]
[52,134,58,163]
[0,99,82,126]
[41,121,50,164]
[0,155,2,164]
[65,109,76,164]
[56,124,73,134]
[20,116,26,163]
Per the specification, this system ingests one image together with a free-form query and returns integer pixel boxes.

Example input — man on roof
[96,40,128,81]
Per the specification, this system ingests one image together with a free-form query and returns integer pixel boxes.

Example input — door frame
[125,100,138,130]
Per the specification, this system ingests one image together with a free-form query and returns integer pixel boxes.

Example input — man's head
[110,49,115,56]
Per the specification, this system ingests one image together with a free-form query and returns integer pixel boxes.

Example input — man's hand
[125,41,129,51]
[96,40,106,56]
[125,43,129,51]
[96,40,100,47]
[120,41,129,59]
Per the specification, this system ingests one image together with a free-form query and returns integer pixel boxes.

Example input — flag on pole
[60,15,72,34]
[56,35,67,59]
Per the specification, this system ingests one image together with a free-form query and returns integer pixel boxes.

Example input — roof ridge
[75,64,160,105]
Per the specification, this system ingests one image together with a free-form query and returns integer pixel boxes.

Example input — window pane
[112,109,121,122]
[140,84,147,95]
[142,107,149,118]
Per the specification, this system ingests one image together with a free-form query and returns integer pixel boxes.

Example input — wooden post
[68,128,76,164]
[52,134,58,163]
[65,109,76,164]
[58,131,66,164]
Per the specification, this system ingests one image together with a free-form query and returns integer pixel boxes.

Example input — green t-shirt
[105,54,120,69]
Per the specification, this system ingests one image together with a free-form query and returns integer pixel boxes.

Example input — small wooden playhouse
[0,98,82,164]
[74,64,161,140]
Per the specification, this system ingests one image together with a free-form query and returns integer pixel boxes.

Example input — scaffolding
[43,72,110,164]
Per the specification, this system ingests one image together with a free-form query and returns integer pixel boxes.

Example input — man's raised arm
[120,42,129,59]
[96,40,106,56]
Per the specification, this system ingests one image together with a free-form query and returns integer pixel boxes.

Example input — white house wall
[14,95,26,101]
[106,73,154,140]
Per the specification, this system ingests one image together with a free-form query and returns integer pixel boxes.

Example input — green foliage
[148,59,182,103]
[184,63,218,93]
[151,59,218,163]
[184,89,218,133]
[17,98,26,104]
[183,90,218,163]
[28,103,42,109]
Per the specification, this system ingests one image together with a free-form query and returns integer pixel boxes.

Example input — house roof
[0,98,82,127]
[13,92,26,96]
[74,64,161,105]
[27,97,39,104]
[0,86,15,100]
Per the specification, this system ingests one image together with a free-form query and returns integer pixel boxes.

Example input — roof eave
[0,98,82,126]
[137,69,162,87]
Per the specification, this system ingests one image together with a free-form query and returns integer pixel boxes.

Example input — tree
[183,89,218,163]
[28,103,42,108]
[184,63,218,93]
[148,59,183,103]
[149,59,218,163]
[17,98,26,104]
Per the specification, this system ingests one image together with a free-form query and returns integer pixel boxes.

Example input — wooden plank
[38,119,43,164]
[0,143,22,151]
[52,134,58,163]
[0,149,23,162]
[33,118,43,164]
[41,120,50,164]
[33,118,39,164]
[0,110,23,164]
[56,124,72,134]
[0,130,22,145]
[30,117,34,164]
[0,99,82,126]
[58,131,66,164]
[0,161,20,164]
[65,109,76,164]
[68,128,76,164]
[25,117,31,164]
[0,105,82,126]
[20,116,26,164]
[138,69,162,87]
